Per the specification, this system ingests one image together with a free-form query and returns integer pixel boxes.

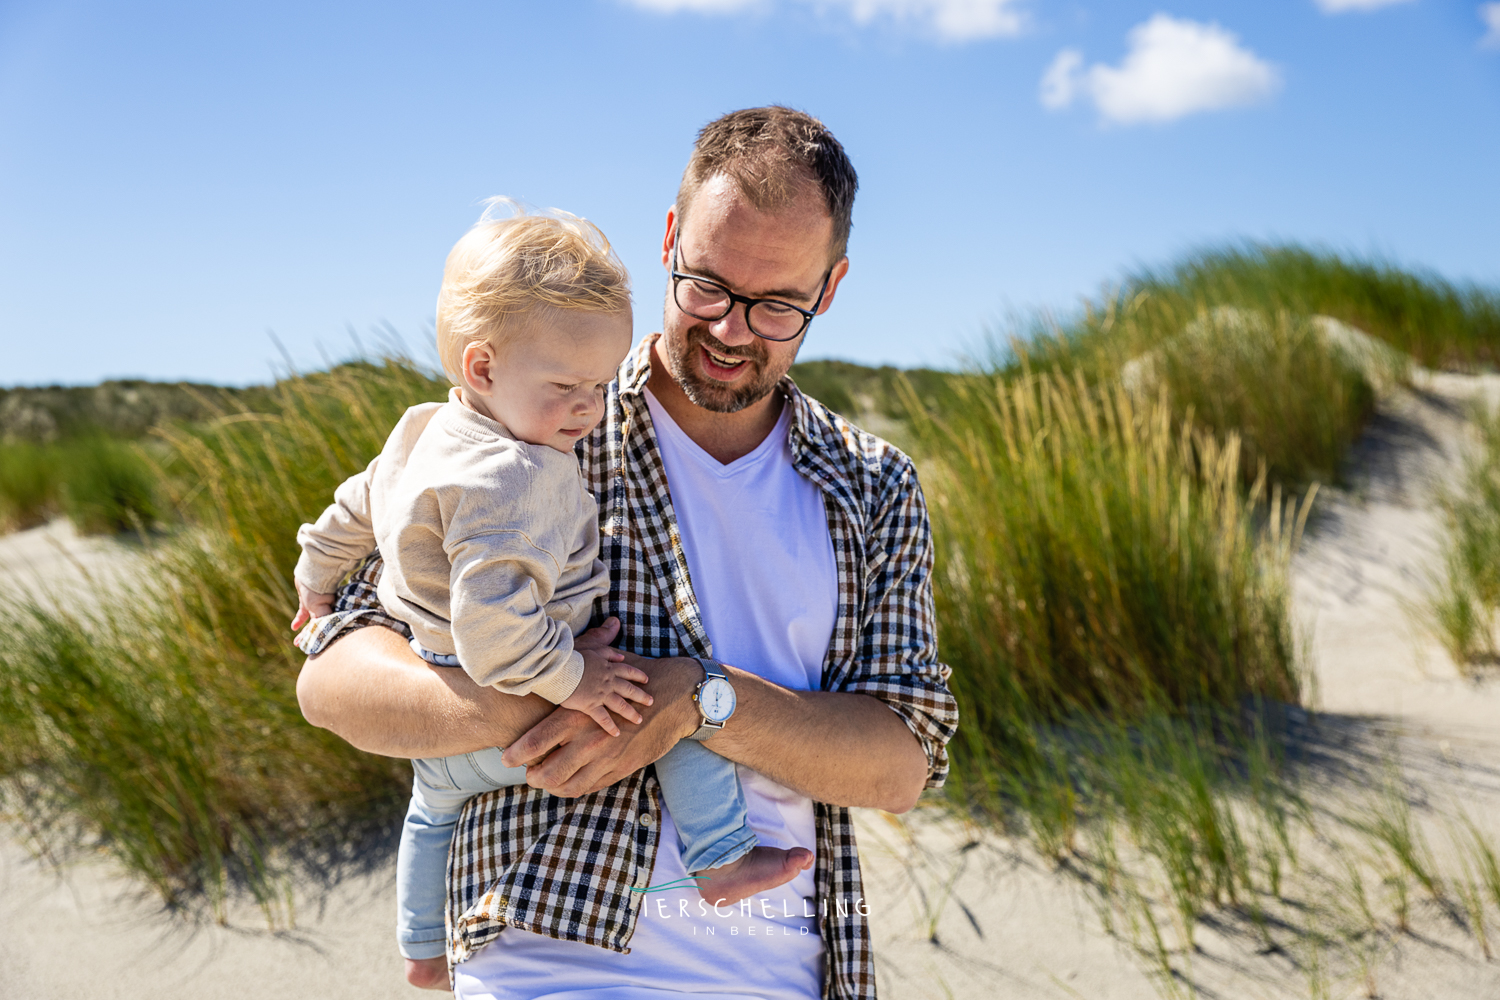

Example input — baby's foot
[695,845,814,906]
[405,956,448,991]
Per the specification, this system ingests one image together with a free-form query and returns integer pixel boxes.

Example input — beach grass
[1424,402,1500,670]
[900,362,1321,946]
[1141,245,1500,370]
[0,436,163,535]
[0,441,55,531]
[907,368,1304,733]
[1010,249,1416,490]
[0,358,447,908]
[1029,243,1498,373]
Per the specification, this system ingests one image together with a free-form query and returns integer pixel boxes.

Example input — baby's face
[481,309,632,453]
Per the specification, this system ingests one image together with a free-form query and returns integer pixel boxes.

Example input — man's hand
[515,647,931,812]
[291,581,335,631]
[502,653,700,797]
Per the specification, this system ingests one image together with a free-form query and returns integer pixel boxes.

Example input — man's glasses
[669,240,831,343]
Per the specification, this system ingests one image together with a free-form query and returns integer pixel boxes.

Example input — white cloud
[1039,48,1082,109]
[1040,15,1281,126]
[620,0,1026,40]
[828,0,1024,39]
[1483,2,1500,48]
[1314,0,1415,13]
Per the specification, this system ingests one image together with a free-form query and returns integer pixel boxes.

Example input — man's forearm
[297,625,552,758]
[704,664,930,814]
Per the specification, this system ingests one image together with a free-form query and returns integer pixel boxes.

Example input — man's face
[659,174,848,414]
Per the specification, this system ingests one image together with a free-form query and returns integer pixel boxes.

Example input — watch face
[700,677,736,723]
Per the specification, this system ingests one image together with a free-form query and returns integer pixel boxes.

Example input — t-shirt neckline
[642,387,791,478]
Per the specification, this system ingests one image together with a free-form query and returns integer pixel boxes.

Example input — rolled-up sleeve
[839,456,958,790]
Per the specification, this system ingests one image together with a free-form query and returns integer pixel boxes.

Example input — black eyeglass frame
[669,239,832,343]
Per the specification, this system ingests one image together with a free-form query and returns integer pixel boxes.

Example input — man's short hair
[436,200,632,385]
[676,106,858,266]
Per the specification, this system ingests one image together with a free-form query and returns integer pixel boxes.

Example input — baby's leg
[654,741,812,906]
[397,751,529,989]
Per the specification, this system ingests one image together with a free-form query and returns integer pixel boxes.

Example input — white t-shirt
[455,391,838,1000]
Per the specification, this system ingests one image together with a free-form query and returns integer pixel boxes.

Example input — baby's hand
[561,648,652,737]
[290,581,335,631]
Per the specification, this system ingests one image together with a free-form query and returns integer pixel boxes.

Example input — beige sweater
[293,389,609,704]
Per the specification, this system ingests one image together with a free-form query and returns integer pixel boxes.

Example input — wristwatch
[688,658,736,741]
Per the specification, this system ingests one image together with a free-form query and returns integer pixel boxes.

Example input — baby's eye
[554,382,580,392]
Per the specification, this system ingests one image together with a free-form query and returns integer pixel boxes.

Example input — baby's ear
[461,341,499,394]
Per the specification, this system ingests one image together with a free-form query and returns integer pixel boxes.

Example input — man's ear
[814,256,851,317]
[461,341,498,395]
[661,206,677,269]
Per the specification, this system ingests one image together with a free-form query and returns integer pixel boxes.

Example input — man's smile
[705,348,744,367]
[698,343,758,381]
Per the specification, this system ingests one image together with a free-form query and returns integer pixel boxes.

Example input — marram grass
[1026,243,1491,377]
[1141,244,1500,371]
[1424,402,1500,670]
[903,366,1316,952]
[0,358,448,911]
[0,435,162,535]
[906,369,1306,734]
[1016,274,1405,490]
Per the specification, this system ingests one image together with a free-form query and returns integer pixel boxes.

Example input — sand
[3,367,1500,998]
[0,517,147,609]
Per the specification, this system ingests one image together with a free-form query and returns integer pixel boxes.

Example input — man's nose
[709,302,757,346]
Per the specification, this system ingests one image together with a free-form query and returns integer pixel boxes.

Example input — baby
[290,205,808,989]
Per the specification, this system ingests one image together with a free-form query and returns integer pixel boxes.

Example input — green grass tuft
[1425,403,1500,669]
[0,442,57,531]
[906,368,1303,737]
[1012,247,1423,490]
[0,436,163,535]
[1144,245,1500,371]
[0,358,447,906]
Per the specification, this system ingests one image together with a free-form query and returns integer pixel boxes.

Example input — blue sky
[1,0,1497,386]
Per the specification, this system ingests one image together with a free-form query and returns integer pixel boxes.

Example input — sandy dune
[3,369,1500,998]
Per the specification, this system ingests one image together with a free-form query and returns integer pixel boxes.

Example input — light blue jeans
[396,644,757,961]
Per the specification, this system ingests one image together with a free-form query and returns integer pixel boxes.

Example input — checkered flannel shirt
[300,335,958,999]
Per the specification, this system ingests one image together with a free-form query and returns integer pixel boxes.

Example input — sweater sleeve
[445,528,586,704]
[294,457,379,595]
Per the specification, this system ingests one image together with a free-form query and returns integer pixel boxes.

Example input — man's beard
[662,324,796,414]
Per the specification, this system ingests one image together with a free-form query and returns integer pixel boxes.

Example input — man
[297,106,958,1000]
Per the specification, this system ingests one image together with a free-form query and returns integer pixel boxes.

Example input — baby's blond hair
[436,200,632,384]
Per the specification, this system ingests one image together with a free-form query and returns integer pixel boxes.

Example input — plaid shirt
[301,336,958,999]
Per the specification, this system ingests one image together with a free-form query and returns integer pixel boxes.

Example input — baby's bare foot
[405,956,449,991]
[695,845,814,906]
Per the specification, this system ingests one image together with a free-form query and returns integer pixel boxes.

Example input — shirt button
[639,812,655,828]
